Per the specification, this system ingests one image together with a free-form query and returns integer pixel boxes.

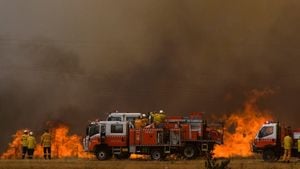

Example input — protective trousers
[27,149,34,159]
[22,146,27,159]
[43,147,51,159]
[282,149,291,162]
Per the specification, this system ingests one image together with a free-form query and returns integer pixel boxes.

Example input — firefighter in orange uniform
[141,114,148,127]
[21,130,29,159]
[27,131,36,159]
[41,129,52,159]
[282,133,293,163]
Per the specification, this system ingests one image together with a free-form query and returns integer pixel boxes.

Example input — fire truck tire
[96,149,110,160]
[262,149,277,161]
[183,145,197,159]
[151,149,163,160]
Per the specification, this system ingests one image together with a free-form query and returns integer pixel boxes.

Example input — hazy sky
[1,1,300,152]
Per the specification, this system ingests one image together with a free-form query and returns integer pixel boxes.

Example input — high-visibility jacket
[298,139,300,152]
[283,135,293,150]
[41,132,51,147]
[152,113,166,125]
[134,119,143,129]
[21,134,28,147]
[27,136,36,149]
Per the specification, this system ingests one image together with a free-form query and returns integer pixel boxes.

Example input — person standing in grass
[298,136,300,158]
[282,132,293,163]
[21,130,29,159]
[27,131,36,159]
[41,129,52,160]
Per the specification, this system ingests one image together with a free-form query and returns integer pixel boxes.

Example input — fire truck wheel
[262,149,277,161]
[183,145,197,159]
[151,149,163,160]
[96,149,110,160]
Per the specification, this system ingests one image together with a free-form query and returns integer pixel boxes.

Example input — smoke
[1,1,300,152]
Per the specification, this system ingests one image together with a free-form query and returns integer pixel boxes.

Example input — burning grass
[0,89,279,161]
[213,89,273,158]
[1,124,92,159]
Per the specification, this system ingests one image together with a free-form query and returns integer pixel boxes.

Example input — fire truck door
[106,122,128,146]
[100,124,106,143]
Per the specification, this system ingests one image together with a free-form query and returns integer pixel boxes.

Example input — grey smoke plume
[1,1,300,152]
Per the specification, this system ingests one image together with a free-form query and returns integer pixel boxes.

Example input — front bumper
[251,143,262,153]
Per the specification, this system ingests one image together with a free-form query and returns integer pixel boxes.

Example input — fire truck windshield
[89,124,100,136]
[258,126,274,138]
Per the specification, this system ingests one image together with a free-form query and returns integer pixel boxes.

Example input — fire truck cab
[83,121,130,160]
[252,121,300,161]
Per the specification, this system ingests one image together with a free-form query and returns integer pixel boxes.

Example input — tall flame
[213,89,273,158]
[1,124,92,159]
[0,130,24,159]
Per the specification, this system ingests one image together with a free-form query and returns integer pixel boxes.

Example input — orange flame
[0,130,24,159]
[130,154,149,160]
[213,89,273,158]
[1,124,92,159]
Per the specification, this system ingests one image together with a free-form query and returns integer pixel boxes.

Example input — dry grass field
[0,158,299,169]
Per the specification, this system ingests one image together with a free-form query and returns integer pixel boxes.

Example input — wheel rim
[97,151,106,160]
[152,151,161,160]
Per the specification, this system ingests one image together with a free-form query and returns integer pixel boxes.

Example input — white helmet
[23,130,28,134]
[142,114,147,118]
[159,110,164,114]
[29,131,33,136]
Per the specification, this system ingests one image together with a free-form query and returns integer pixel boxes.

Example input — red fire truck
[83,112,224,160]
[252,121,300,161]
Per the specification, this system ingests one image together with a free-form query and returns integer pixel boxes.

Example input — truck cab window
[111,124,123,133]
[259,126,274,138]
[89,125,100,136]
[126,117,136,122]
[107,117,122,121]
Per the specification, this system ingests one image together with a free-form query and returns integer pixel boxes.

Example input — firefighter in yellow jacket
[27,131,36,159]
[41,129,52,159]
[298,136,300,158]
[282,133,293,163]
[21,130,29,159]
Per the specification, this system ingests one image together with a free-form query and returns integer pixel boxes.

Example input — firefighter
[21,130,29,159]
[298,136,300,158]
[41,129,52,160]
[141,114,148,127]
[282,132,293,163]
[155,110,166,128]
[135,114,147,129]
[27,131,36,159]
[134,117,142,129]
